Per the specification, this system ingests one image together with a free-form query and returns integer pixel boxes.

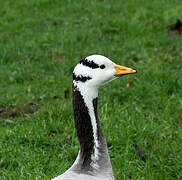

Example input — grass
[0,0,182,179]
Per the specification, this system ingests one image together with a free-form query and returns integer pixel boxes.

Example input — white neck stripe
[73,81,100,166]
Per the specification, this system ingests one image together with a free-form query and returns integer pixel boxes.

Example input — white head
[73,55,136,89]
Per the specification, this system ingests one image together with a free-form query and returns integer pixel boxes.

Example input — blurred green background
[0,0,182,179]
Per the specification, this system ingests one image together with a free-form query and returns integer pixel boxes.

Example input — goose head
[73,55,136,89]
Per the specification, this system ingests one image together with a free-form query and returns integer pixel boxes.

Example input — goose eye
[100,65,105,69]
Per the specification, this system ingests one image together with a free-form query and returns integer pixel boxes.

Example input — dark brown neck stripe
[73,87,94,168]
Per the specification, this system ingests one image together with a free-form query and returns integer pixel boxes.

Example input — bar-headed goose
[52,55,136,180]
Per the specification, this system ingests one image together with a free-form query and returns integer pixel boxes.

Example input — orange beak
[114,65,137,77]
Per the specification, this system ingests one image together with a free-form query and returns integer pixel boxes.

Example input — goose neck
[72,84,112,174]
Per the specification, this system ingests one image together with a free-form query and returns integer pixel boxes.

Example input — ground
[0,0,182,179]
